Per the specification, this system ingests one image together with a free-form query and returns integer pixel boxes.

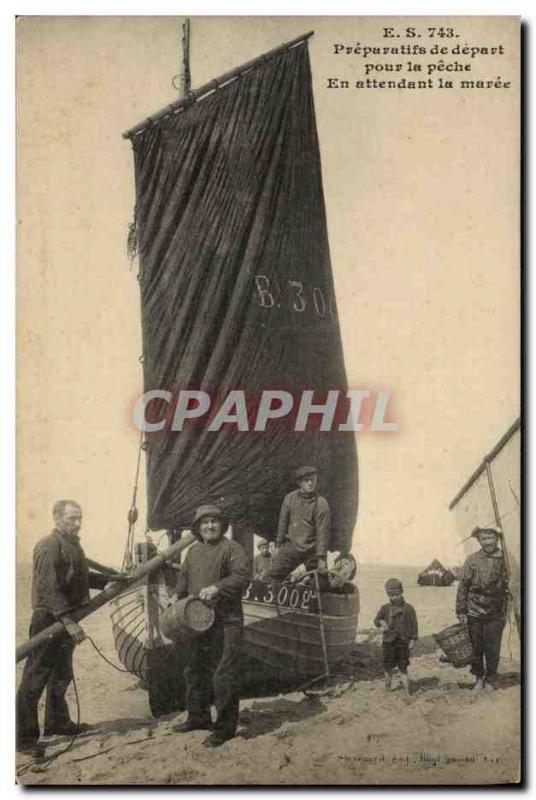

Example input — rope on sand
[16,651,82,777]
[16,631,136,778]
[85,635,134,673]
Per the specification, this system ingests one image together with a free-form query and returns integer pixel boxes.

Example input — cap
[385,578,403,593]
[295,465,318,480]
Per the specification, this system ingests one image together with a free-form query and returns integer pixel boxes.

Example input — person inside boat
[16,500,106,757]
[456,526,509,691]
[327,553,358,594]
[170,503,251,747]
[288,563,307,583]
[264,465,330,586]
[289,553,357,593]
[253,538,272,579]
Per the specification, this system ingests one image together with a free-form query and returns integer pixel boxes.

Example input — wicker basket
[434,622,474,668]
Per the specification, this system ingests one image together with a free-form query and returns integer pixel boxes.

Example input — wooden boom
[122,30,314,139]
[16,534,196,663]
[86,557,120,575]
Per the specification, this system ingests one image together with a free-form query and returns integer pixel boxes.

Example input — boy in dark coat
[374,578,418,696]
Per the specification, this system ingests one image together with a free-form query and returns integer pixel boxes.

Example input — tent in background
[418,558,455,586]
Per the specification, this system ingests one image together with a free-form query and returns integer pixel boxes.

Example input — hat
[385,578,403,592]
[471,526,502,539]
[191,504,229,537]
[295,465,318,480]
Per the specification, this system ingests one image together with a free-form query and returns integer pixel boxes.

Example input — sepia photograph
[15,14,521,785]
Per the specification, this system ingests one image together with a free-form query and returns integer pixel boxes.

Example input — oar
[16,534,195,663]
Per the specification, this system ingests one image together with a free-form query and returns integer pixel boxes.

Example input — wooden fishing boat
[112,24,360,716]
[111,568,359,714]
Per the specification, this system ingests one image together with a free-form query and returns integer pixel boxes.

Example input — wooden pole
[485,460,502,531]
[485,460,521,634]
[180,18,191,97]
[16,534,195,663]
[314,571,330,679]
[122,30,314,139]
[86,558,120,576]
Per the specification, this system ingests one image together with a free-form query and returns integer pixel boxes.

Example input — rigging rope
[126,205,138,262]
[122,428,144,570]
[15,631,149,777]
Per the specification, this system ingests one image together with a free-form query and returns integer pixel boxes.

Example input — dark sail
[130,40,358,552]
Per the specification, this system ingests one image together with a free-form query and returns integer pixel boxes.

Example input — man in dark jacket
[265,466,330,583]
[456,527,509,690]
[170,504,251,747]
[17,500,99,756]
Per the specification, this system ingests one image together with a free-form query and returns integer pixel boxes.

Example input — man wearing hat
[265,466,330,584]
[170,504,251,747]
[456,527,509,690]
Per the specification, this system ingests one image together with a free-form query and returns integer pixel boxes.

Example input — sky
[16,16,519,567]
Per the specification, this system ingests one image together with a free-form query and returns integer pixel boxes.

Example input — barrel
[160,595,215,642]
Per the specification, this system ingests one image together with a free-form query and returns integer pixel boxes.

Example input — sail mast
[122,30,314,139]
[128,29,357,550]
[162,17,191,557]
[179,18,191,96]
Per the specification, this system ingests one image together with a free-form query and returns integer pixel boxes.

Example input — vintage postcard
[16,16,521,785]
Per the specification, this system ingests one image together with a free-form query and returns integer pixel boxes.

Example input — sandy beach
[16,564,521,785]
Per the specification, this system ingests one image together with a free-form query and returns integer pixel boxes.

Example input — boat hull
[110,577,359,714]
[243,590,359,676]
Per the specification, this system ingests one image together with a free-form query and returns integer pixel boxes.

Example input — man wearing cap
[170,504,251,747]
[265,466,330,584]
[456,527,509,690]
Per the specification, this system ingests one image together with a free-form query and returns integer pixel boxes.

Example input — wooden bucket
[160,596,215,642]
